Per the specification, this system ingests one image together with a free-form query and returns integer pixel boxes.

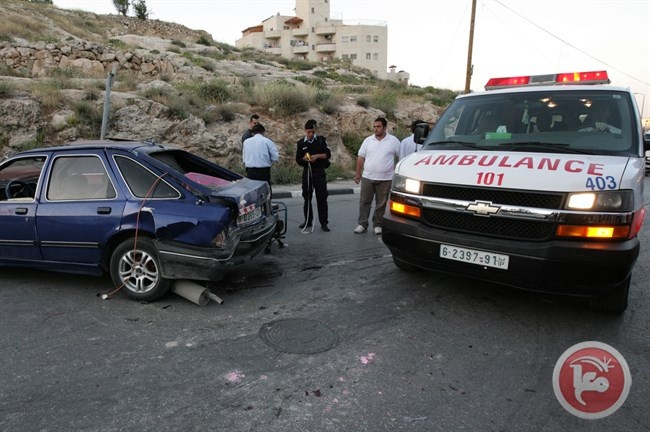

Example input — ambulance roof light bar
[485,71,610,90]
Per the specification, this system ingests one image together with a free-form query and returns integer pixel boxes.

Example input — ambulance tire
[392,255,421,273]
[589,276,630,314]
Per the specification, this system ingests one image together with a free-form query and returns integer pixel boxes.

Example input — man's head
[304,119,317,140]
[410,119,424,133]
[252,123,265,135]
[373,117,388,138]
[249,114,260,129]
[590,101,611,122]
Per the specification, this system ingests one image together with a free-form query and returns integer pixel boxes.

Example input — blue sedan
[0,141,277,301]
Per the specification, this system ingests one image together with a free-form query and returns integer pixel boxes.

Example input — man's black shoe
[299,222,312,229]
[321,225,330,232]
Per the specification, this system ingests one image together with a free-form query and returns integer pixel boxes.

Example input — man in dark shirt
[241,114,260,148]
[295,119,332,232]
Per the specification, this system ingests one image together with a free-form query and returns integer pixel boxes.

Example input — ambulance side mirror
[414,123,430,144]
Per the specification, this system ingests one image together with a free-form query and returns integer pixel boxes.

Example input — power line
[493,0,649,86]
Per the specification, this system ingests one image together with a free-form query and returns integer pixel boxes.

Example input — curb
[273,187,359,199]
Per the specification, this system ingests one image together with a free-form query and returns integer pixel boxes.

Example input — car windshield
[423,89,639,157]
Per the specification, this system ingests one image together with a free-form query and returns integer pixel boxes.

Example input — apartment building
[235,0,390,80]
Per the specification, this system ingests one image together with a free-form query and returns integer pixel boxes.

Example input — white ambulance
[383,71,648,313]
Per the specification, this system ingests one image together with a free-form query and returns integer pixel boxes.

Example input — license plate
[237,207,262,225]
[440,244,509,270]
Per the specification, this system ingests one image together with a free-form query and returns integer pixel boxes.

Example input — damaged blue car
[0,140,277,301]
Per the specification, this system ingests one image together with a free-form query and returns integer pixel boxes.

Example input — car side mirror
[414,123,430,144]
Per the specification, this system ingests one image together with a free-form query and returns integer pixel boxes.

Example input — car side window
[47,155,117,201]
[0,156,46,201]
[114,155,180,199]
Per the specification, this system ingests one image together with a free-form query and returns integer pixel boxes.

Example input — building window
[373,53,378,60]
[374,35,379,42]
[350,36,357,42]
[366,52,371,60]
[342,54,349,59]
[311,7,314,13]
[366,35,371,42]
[312,27,315,33]
[373,70,378,76]
[342,36,349,43]
[350,54,357,60]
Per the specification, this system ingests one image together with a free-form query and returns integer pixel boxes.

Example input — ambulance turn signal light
[555,224,629,239]
[390,200,421,218]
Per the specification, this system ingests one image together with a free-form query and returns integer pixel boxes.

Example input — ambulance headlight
[566,191,633,211]
[392,175,421,194]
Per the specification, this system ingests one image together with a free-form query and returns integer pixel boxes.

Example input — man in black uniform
[295,119,332,232]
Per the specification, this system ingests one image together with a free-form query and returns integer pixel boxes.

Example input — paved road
[1,183,649,432]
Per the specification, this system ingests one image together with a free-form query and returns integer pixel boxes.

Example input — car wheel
[392,255,421,272]
[110,237,171,301]
[589,276,630,314]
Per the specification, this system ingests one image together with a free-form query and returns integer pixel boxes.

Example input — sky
[53,0,650,117]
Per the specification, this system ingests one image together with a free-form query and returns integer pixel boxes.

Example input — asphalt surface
[272,180,360,199]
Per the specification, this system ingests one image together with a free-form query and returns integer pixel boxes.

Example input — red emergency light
[485,70,610,90]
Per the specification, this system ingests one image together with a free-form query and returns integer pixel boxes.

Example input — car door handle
[15,207,28,215]
[97,207,112,214]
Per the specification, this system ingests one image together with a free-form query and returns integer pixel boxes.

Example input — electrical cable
[301,157,314,234]
[101,172,168,300]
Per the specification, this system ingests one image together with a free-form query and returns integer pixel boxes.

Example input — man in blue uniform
[295,119,332,232]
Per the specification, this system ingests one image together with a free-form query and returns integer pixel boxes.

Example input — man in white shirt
[242,123,280,194]
[353,117,400,235]
[399,119,424,160]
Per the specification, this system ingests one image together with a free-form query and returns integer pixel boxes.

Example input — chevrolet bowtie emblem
[466,200,500,216]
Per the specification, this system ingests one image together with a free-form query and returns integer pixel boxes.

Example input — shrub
[0,81,13,97]
[252,81,313,117]
[370,90,397,118]
[356,96,370,108]
[196,35,212,46]
[342,131,367,156]
[72,100,102,136]
[193,80,230,103]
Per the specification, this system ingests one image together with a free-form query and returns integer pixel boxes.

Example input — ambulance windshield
[425,90,638,156]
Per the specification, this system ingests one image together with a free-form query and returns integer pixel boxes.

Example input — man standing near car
[242,123,279,195]
[353,117,400,235]
[295,119,332,232]
[241,114,260,149]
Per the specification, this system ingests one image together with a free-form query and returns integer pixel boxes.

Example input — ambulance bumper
[382,212,640,298]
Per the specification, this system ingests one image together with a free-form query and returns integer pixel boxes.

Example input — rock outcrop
[0,1,441,170]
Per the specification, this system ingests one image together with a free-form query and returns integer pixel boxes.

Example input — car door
[36,152,125,265]
[0,155,47,261]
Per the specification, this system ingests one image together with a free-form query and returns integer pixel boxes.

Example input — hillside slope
[0,0,445,176]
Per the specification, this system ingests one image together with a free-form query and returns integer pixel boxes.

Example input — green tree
[112,0,129,16]
[132,0,150,20]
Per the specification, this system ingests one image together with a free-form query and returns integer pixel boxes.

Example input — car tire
[110,237,171,301]
[589,276,630,314]
[392,255,421,272]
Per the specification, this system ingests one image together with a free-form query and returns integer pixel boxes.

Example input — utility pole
[464,0,477,94]
[100,64,118,140]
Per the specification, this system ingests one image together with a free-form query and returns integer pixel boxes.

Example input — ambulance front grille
[421,184,564,209]
[420,184,564,240]
[421,208,556,241]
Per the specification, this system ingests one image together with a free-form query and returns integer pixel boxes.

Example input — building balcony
[316,43,336,53]
[266,47,282,55]
[292,27,309,37]
[315,25,336,35]
[265,30,282,39]
[292,45,309,54]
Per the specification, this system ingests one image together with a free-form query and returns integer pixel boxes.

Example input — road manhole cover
[259,318,339,354]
